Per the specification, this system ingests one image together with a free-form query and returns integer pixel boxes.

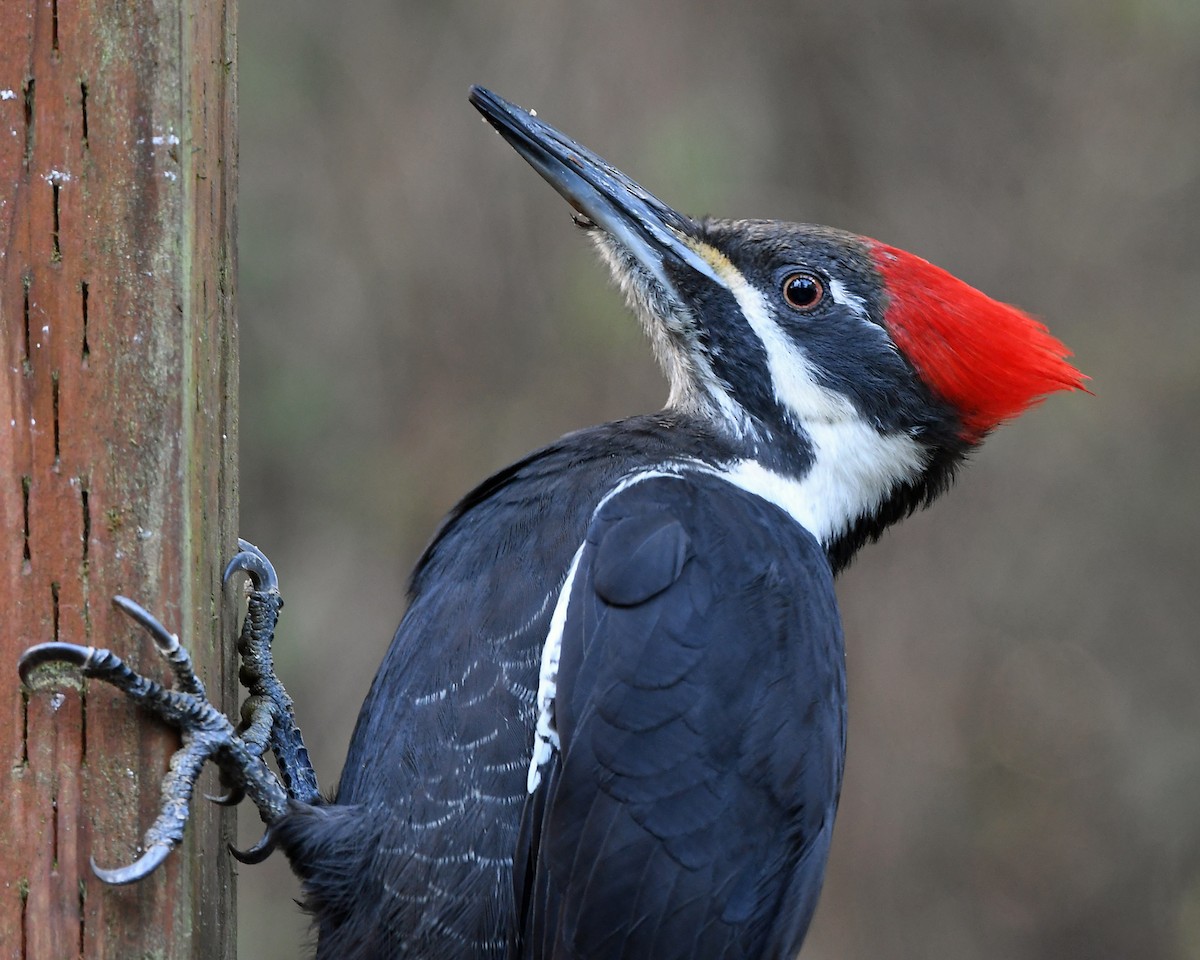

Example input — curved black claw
[112,595,205,699]
[205,786,245,807]
[19,539,308,886]
[229,829,276,865]
[112,595,179,652]
[18,641,96,687]
[90,843,173,886]
[223,539,279,593]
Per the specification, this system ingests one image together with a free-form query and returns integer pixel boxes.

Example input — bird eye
[781,272,824,311]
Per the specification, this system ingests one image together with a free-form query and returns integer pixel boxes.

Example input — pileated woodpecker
[20,88,1084,959]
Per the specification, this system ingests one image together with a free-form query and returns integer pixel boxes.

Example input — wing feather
[513,472,846,960]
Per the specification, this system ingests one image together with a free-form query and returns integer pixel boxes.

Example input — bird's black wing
[270,420,745,959]
[513,471,847,960]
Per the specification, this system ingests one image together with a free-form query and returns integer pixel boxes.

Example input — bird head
[470,87,1086,566]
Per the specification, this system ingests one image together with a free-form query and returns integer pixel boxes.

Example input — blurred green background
[233,1,1200,957]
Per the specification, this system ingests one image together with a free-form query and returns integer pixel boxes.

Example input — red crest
[870,241,1087,438]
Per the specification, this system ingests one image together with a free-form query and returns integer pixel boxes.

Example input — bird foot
[17,539,319,884]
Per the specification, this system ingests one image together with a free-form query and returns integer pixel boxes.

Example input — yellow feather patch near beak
[681,235,744,290]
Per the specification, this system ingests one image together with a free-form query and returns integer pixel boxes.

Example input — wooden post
[1,0,238,956]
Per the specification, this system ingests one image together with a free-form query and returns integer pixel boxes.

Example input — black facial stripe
[697,219,963,438]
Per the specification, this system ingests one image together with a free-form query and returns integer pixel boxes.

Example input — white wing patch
[528,544,584,793]
[526,467,698,794]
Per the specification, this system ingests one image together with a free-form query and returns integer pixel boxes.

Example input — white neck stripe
[526,443,927,796]
[722,270,858,425]
[686,245,929,542]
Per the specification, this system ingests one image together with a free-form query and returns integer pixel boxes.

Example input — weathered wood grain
[1,0,239,956]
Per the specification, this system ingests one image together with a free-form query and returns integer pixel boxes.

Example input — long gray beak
[469,86,721,289]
